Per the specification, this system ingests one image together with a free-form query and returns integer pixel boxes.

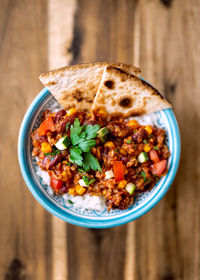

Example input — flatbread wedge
[92,66,172,117]
[39,62,140,112]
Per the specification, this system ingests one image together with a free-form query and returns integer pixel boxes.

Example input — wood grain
[0,0,199,279]
[0,0,51,280]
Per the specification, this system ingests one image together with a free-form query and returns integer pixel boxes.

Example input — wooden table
[0,0,199,279]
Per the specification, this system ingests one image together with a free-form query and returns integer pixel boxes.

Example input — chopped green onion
[78,168,85,174]
[143,139,148,144]
[141,170,146,178]
[153,146,159,150]
[82,175,95,186]
[44,150,60,156]
[66,122,70,131]
[126,139,132,144]
[68,200,73,204]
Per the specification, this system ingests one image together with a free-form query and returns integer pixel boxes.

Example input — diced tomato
[39,116,55,136]
[50,177,63,191]
[149,149,160,163]
[113,161,124,182]
[151,160,167,176]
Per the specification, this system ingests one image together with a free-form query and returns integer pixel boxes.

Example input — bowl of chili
[18,87,181,228]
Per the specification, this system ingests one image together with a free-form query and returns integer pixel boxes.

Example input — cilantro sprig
[68,118,101,172]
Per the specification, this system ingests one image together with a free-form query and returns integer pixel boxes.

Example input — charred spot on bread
[86,98,93,103]
[119,97,132,108]
[46,81,57,86]
[72,90,83,102]
[104,80,114,89]
[113,67,127,74]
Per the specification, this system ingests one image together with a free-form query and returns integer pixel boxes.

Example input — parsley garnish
[82,175,95,186]
[143,139,148,144]
[78,139,96,152]
[82,152,101,172]
[153,146,159,150]
[67,118,101,172]
[70,118,86,146]
[66,163,71,166]
[69,147,83,166]
[126,139,132,144]
[44,150,60,156]
[133,129,136,133]
[84,124,100,140]
[68,200,73,204]
[115,148,119,152]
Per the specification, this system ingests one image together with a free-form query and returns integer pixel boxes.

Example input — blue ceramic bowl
[18,87,180,228]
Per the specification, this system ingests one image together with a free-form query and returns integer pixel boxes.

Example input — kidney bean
[54,110,66,122]
[48,154,63,169]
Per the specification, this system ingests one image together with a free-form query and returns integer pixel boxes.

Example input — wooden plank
[0,0,51,279]
[67,1,137,280]
[127,0,200,280]
[0,0,199,280]
[48,1,77,280]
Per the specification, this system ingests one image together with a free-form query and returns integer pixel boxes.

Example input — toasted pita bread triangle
[39,62,140,112]
[92,66,172,117]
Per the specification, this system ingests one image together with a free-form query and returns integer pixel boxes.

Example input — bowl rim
[18,88,181,228]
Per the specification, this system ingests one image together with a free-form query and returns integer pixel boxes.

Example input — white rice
[35,110,156,210]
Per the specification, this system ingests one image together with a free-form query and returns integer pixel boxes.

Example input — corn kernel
[68,188,75,195]
[67,108,77,116]
[98,109,108,119]
[75,184,86,195]
[145,125,153,135]
[61,171,68,181]
[118,180,127,189]
[41,142,52,153]
[144,143,151,153]
[97,147,101,160]
[128,119,139,128]
[104,141,115,148]
[102,189,107,196]
[119,148,127,155]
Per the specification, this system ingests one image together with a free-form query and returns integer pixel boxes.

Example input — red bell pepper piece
[149,149,160,163]
[151,160,167,176]
[39,116,55,136]
[113,161,124,182]
[50,177,63,191]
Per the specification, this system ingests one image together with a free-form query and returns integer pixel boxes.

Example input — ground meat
[161,145,170,159]
[126,157,137,168]
[156,128,165,144]
[31,109,170,211]
[132,127,147,143]
[31,130,47,147]
[107,121,130,138]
